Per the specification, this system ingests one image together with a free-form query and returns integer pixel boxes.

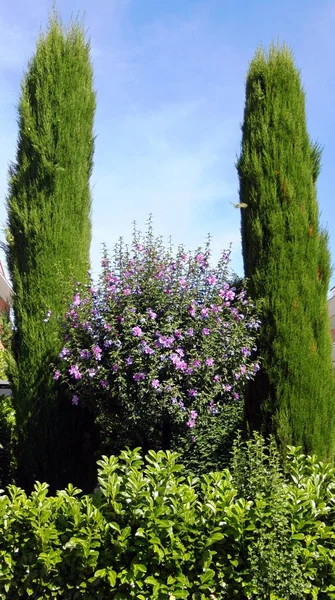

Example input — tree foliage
[5,13,96,489]
[237,45,335,460]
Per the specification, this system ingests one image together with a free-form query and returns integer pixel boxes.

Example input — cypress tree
[237,45,335,460]
[5,14,96,488]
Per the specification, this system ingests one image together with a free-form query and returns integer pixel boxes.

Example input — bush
[54,223,261,468]
[0,442,334,599]
[0,396,16,489]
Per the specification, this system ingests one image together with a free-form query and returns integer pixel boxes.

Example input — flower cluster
[54,224,260,450]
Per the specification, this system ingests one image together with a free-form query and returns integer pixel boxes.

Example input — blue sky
[0,0,334,286]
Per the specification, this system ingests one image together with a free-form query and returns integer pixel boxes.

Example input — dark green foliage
[0,396,16,488]
[237,45,335,460]
[5,14,96,490]
[176,400,243,474]
[0,444,334,599]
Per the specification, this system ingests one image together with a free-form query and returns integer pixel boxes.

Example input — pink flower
[123,288,131,296]
[69,365,82,380]
[133,372,146,382]
[205,358,214,367]
[147,308,157,320]
[132,326,143,337]
[207,275,217,285]
[88,369,96,377]
[202,328,210,336]
[126,357,133,365]
[136,243,143,251]
[113,364,119,372]
[72,293,81,307]
[213,375,221,383]
[234,393,240,400]
[188,389,197,397]
[186,419,196,428]
[201,308,209,318]
[189,306,196,317]
[151,379,160,389]
[53,370,61,381]
[195,253,205,266]
[192,359,201,368]
[72,395,79,406]
[240,365,246,375]
[92,345,102,361]
[186,327,194,336]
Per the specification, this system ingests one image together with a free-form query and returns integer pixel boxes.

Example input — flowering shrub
[54,225,261,456]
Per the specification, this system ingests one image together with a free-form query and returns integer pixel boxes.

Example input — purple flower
[123,288,131,296]
[80,349,91,359]
[188,389,198,397]
[195,253,205,266]
[132,326,143,337]
[88,369,96,377]
[186,328,194,336]
[136,243,143,251]
[72,293,81,307]
[190,410,198,419]
[189,306,196,318]
[104,324,112,331]
[126,357,133,365]
[186,419,196,428]
[171,397,178,404]
[143,344,155,355]
[100,380,108,388]
[178,401,185,410]
[192,359,201,368]
[175,360,188,372]
[240,365,247,375]
[207,275,217,285]
[147,308,157,320]
[72,395,79,406]
[234,392,240,400]
[53,370,61,381]
[205,358,214,367]
[133,372,146,382]
[234,372,241,380]
[186,367,194,375]
[241,347,250,357]
[213,374,221,383]
[113,364,119,372]
[151,379,160,389]
[202,328,210,336]
[225,384,232,392]
[201,308,209,318]
[59,347,71,359]
[174,329,182,339]
[176,348,184,357]
[209,401,218,415]
[103,340,113,349]
[69,365,82,380]
[179,277,187,288]
[92,346,102,361]
[253,362,260,373]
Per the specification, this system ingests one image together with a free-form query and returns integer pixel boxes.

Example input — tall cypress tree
[5,14,96,488]
[237,45,335,460]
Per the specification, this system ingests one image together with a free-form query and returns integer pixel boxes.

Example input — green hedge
[0,440,334,599]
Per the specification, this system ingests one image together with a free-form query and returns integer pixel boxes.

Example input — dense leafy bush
[54,224,260,466]
[0,396,16,489]
[0,442,334,599]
